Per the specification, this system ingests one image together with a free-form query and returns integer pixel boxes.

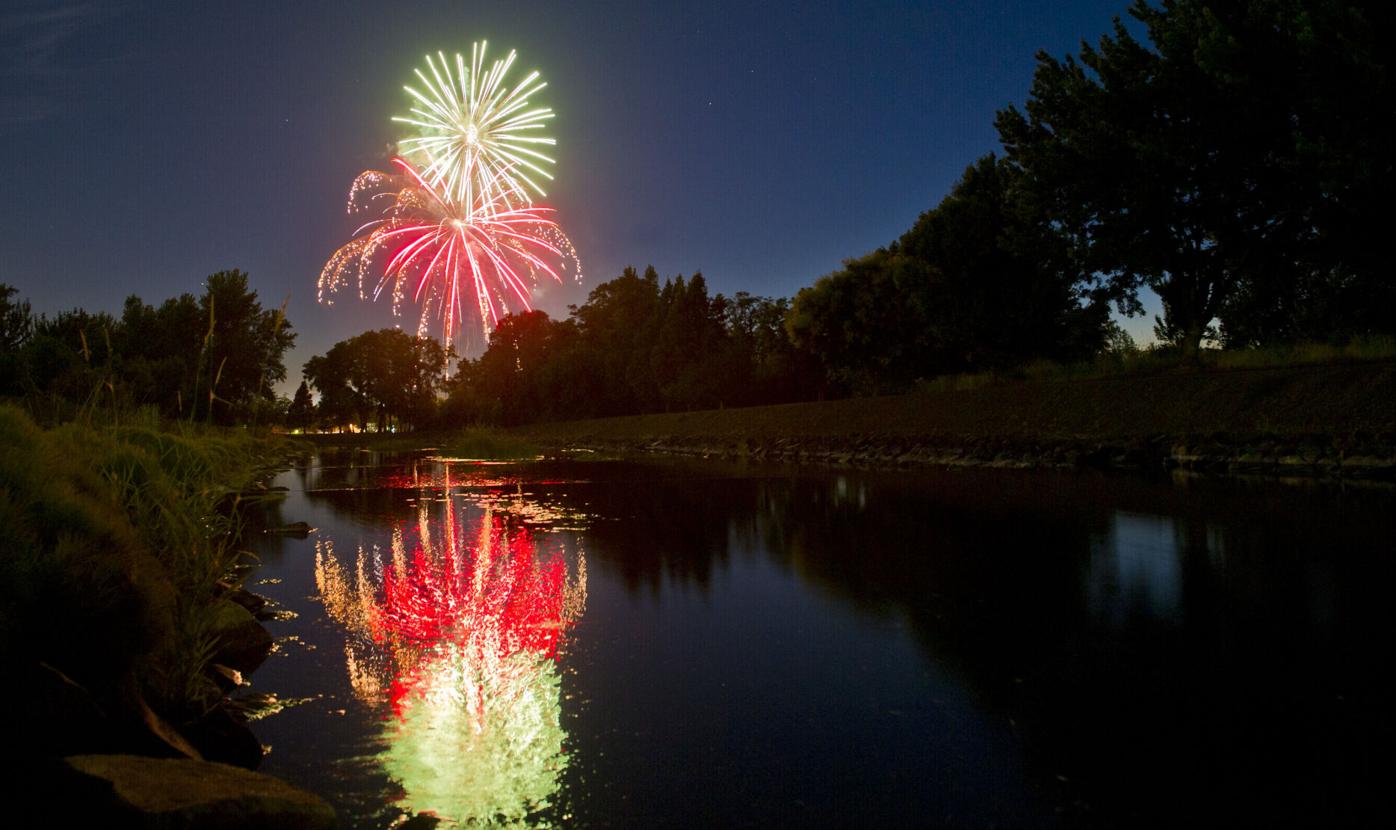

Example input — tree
[304,345,368,431]
[472,311,567,425]
[788,156,1107,392]
[649,274,732,410]
[198,271,295,423]
[303,329,447,432]
[286,381,316,431]
[1206,0,1395,344]
[114,293,204,416]
[787,248,934,394]
[0,284,34,354]
[0,284,36,395]
[20,309,118,404]
[898,155,1108,369]
[722,292,823,405]
[996,0,1394,354]
[571,266,664,414]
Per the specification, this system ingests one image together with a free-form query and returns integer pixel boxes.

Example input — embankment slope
[512,361,1396,476]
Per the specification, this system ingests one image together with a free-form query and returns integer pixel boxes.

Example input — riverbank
[510,361,1396,479]
[0,406,332,824]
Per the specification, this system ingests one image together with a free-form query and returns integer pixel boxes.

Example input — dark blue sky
[2,0,1151,390]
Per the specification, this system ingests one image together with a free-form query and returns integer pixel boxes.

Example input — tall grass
[914,335,1396,394]
[1209,336,1396,370]
[0,405,292,724]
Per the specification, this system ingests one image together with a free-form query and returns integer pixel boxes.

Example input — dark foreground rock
[182,705,264,769]
[208,598,274,676]
[265,521,314,537]
[61,754,334,829]
[218,582,270,617]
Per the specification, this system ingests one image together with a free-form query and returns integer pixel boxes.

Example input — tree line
[794,0,1391,373]
[294,268,823,431]
[6,2,1390,432]
[297,0,1392,431]
[0,271,294,425]
[444,268,824,426]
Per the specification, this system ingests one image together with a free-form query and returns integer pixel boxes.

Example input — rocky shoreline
[14,471,335,828]
[19,599,335,828]
[533,431,1396,480]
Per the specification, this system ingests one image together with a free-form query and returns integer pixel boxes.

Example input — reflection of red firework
[379,517,567,654]
[369,511,578,716]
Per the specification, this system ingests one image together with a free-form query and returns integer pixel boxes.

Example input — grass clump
[435,427,540,460]
[0,408,175,695]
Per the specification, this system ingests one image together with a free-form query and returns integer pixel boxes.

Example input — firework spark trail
[318,156,580,343]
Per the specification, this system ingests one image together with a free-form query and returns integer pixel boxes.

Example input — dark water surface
[247,453,1396,827]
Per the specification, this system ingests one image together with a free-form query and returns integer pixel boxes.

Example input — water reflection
[313,495,587,825]
[256,455,1396,826]
[1089,512,1184,622]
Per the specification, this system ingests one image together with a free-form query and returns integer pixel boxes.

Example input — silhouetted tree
[650,274,731,410]
[286,381,316,431]
[722,292,824,405]
[787,249,932,394]
[571,266,665,414]
[899,155,1109,369]
[472,311,569,425]
[0,284,33,354]
[789,156,1109,392]
[114,293,204,416]
[303,328,447,431]
[996,0,1394,354]
[198,270,295,423]
[21,309,117,403]
[0,284,35,395]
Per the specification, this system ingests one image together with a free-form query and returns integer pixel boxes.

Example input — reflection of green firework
[380,644,567,826]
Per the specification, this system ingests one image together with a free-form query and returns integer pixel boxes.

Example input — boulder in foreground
[63,754,334,829]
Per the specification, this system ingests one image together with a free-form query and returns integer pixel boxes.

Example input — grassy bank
[0,405,297,757]
[508,361,1396,477]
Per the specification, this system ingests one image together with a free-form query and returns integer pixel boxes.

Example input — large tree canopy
[787,155,1108,392]
[304,328,448,432]
[996,0,1394,353]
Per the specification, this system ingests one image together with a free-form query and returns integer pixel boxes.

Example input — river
[245,451,1395,827]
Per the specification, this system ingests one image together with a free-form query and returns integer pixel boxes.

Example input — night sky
[2,0,1151,392]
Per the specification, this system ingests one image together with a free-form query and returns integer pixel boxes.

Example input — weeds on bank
[436,427,540,460]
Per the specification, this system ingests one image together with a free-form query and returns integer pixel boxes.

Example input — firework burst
[320,42,580,346]
[318,157,579,343]
[394,42,555,212]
